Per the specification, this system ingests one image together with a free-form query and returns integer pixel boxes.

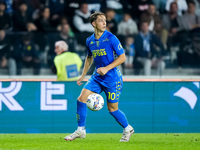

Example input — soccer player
[64,11,134,142]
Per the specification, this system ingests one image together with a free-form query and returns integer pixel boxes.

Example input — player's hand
[77,75,84,86]
[97,67,108,76]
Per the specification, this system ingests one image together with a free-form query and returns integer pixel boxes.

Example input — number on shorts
[108,92,116,100]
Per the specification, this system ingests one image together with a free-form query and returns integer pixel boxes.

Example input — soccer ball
[86,93,104,111]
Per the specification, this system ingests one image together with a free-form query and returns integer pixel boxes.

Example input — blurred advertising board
[0,81,199,133]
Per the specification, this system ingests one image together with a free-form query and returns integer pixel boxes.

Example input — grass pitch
[0,133,200,150]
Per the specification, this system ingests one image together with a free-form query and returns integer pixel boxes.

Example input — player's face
[94,15,106,32]
[55,45,63,55]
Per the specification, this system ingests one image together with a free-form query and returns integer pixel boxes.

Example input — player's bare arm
[97,53,126,76]
[77,55,93,85]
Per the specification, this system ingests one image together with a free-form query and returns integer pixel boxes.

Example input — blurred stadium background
[0,0,200,77]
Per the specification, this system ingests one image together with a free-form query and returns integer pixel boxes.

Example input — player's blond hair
[55,41,68,51]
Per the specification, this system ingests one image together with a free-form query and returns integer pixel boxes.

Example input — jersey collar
[93,30,107,41]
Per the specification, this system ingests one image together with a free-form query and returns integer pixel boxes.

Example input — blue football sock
[76,100,87,127]
[109,109,129,128]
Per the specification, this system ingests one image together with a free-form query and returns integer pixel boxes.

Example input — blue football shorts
[84,77,123,103]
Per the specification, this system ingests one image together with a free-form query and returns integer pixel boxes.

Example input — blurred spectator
[11,34,41,75]
[35,6,56,32]
[46,0,66,19]
[13,0,41,12]
[140,4,160,32]
[154,21,169,48]
[140,4,168,46]
[162,2,187,51]
[34,6,57,53]
[37,0,66,28]
[120,35,135,75]
[165,0,188,16]
[128,0,154,21]
[192,36,200,63]
[152,0,160,10]
[105,8,118,34]
[117,12,138,36]
[177,35,200,67]
[162,2,186,35]
[73,2,93,33]
[48,23,77,66]
[3,0,13,14]
[12,0,41,19]
[87,0,107,13]
[178,0,200,67]
[72,2,94,46]
[57,16,74,37]
[64,0,79,19]
[0,29,16,75]
[134,21,166,76]
[194,0,200,15]
[187,0,200,15]
[0,1,12,30]
[159,0,168,14]
[182,0,200,31]
[64,0,106,29]
[106,0,126,22]
[59,16,69,25]
[124,36,135,68]
[52,41,82,81]
[13,1,37,31]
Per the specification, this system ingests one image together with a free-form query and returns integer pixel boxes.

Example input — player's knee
[107,105,118,112]
[77,96,86,103]
[108,107,117,112]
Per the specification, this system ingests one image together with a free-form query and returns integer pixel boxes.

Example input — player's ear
[92,21,96,27]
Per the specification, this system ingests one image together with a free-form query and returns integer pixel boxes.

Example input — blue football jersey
[86,30,124,85]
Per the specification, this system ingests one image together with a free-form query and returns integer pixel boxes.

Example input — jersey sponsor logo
[92,49,107,58]
[118,43,123,50]
[96,41,100,47]
[103,38,109,42]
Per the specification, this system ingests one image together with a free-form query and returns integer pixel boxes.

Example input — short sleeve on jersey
[86,39,92,56]
[110,35,124,56]
[87,45,92,56]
